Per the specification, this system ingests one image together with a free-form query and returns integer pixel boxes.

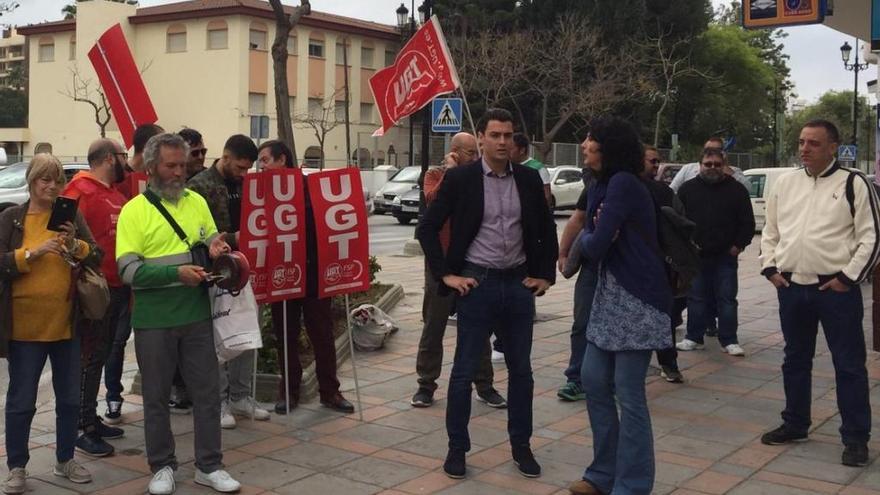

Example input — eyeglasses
[648,158,660,165]
[701,161,725,168]
[191,148,208,158]
[113,152,128,159]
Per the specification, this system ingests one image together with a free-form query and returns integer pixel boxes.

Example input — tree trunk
[268,0,310,165]
[653,95,669,148]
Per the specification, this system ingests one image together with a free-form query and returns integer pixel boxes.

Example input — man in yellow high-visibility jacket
[116,133,239,495]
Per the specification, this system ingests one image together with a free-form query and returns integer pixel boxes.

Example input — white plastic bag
[210,283,263,363]
[349,304,398,351]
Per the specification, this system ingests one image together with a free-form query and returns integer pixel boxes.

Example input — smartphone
[47,196,78,232]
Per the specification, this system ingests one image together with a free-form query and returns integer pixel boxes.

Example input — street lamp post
[841,39,870,148]
[396,3,416,167]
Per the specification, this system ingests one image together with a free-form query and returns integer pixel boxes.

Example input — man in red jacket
[63,138,130,457]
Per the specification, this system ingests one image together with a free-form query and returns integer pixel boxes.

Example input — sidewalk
[3,243,880,494]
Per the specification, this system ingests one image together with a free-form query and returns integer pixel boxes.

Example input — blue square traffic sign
[432,98,463,133]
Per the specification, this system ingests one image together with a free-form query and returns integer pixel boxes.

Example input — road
[368,210,574,256]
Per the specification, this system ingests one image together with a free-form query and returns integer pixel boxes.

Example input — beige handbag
[75,265,110,320]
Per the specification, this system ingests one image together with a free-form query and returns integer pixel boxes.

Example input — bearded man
[674,147,755,357]
[115,133,241,495]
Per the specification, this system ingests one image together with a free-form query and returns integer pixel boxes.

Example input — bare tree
[646,27,711,147]
[268,0,310,164]
[60,66,112,137]
[293,89,346,170]
[0,2,18,16]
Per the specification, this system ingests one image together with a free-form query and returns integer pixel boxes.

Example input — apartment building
[6,0,416,167]
[0,26,25,89]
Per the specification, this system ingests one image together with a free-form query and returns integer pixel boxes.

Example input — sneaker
[229,397,270,421]
[148,466,175,495]
[491,350,505,363]
[3,468,26,495]
[557,382,586,401]
[721,344,745,356]
[104,400,123,425]
[96,417,125,439]
[168,399,192,415]
[843,443,869,467]
[194,469,241,493]
[220,401,236,429]
[660,366,684,383]
[568,479,604,495]
[53,459,91,484]
[761,424,808,445]
[512,445,541,478]
[411,389,434,408]
[443,448,466,479]
[675,339,704,351]
[75,432,114,457]
[476,388,508,409]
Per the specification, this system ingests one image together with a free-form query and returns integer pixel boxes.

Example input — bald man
[411,133,508,409]
[63,139,131,457]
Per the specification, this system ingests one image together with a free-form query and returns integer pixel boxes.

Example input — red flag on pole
[307,168,371,298]
[240,169,308,304]
[369,15,460,136]
[88,24,158,149]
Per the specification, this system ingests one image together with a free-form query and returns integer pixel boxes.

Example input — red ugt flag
[369,15,461,136]
[307,168,371,298]
[88,24,158,149]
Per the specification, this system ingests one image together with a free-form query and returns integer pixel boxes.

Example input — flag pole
[283,304,291,416]
[345,294,364,421]
[342,36,353,167]
[251,348,257,422]
[461,92,477,136]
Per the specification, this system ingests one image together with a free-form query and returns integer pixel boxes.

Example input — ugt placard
[239,169,307,304]
[307,168,371,298]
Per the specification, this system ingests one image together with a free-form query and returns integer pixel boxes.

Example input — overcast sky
[2,0,869,104]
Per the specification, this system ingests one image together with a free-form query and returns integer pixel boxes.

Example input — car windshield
[390,167,421,183]
[0,162,27,189]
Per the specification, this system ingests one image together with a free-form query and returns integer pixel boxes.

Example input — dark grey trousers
[416,264,494,394]
[134,319,223,474]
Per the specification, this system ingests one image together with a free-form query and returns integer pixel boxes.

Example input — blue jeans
[6,337,81,469]
[564,265,598,384]
[581,343,654,495]
[103,290,133,405]
[686,254,739,346]
[778,281,871,445]
[447,263,536,451]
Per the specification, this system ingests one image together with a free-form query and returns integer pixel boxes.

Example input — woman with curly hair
[568,118,671,495]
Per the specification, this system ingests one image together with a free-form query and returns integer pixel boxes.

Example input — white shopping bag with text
[210,283,263,363]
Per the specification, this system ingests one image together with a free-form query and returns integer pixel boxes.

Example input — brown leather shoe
[321,393,355,414]
[569,479,603,495]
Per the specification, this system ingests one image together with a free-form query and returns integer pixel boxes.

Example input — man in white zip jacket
[759,119,880,467]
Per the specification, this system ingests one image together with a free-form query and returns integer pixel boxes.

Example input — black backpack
[632,196,702,297]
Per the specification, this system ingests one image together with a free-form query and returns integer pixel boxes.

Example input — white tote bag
[210,283,263,363]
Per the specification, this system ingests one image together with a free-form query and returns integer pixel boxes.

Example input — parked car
[655,163,683,185]
[0,161,90,213]
[372,166,420,214]
[743,167,796,232]
[391,187,420,225]
[548,166,584,210]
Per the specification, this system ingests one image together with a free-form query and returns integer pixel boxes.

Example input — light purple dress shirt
[464,159,526,269]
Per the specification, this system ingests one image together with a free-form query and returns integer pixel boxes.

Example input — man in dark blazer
[416,108,558,480]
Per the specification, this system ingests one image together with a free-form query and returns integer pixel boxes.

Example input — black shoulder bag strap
[143,189,191,248]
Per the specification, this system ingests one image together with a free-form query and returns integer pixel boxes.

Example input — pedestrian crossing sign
[432,98,462,133]
[839,145,858,162]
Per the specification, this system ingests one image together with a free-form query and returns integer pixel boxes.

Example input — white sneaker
[722,344,745,356]
[491,350,505,362]
[220,401,236,429]
[230,397,270,421]
[4,468,27,494]
[675,339,705,351]
[148,466,175,495]
[195,469,241,493]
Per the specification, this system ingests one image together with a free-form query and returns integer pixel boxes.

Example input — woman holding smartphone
[0,154,99,494]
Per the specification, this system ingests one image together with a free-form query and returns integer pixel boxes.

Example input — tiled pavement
[4,240,880,494]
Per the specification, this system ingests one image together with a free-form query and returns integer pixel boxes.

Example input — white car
[0,162,90,212]
[743,167,796,232]
[548,166,584,210]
